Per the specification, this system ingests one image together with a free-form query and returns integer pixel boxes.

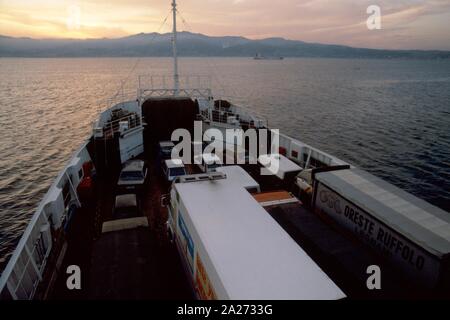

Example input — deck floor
[89,226,192,299]
[50,154,194,300]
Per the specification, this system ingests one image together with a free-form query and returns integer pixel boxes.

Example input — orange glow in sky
[1,0,449,50]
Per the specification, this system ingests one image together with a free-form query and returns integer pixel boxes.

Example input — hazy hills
[0,32,449,59]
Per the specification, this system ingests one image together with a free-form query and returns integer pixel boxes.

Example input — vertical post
[172,0,180,95]
[66,172,81,207]
[24,244,42,282]
[6,280,18,300]
[305,149,312,168]
[138,75,141,97]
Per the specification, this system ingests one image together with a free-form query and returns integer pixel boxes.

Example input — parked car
[158,141,175,160]
[112,194,140,220]
[194,153,222,173]
[162,159,187,182]
[117,159,148,191]
[101,194,148,234]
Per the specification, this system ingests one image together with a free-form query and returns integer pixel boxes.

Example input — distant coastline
[1,32,449,59]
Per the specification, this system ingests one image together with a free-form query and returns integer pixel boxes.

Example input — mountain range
[1,32,449,59]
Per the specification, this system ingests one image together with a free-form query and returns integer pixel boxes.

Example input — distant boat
[254,53,284,60]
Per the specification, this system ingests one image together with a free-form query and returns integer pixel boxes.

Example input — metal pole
[172,0,180,95]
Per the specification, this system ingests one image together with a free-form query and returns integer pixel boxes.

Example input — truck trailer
[166,171,346,300]
[313,168,450,290]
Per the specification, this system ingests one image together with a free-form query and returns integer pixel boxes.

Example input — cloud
[0,0,449,49]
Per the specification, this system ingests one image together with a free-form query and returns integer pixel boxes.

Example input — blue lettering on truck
[178,213,195,273]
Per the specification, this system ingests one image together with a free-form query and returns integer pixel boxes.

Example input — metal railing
[139,88,213,101]
[102,112,142,138]
[138,74,211,91]
[202,101,269,129]
[0,142,91,300]
[1,210,52,300]
[138,75,213,101]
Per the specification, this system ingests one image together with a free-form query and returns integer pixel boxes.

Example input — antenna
[172,0,179,95]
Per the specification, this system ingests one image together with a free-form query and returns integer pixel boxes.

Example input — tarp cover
[315,168,450,258]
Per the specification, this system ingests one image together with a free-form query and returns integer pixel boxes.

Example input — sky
[0,0,449,50]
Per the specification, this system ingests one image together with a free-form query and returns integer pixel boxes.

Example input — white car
[194,153,222,173]
[101,194,148,233]
[117,160,148,190]
[113,194,140,219]
[163,159,187,182]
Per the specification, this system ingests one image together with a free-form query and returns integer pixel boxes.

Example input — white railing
[139,88,213,101]
[2,212,52,300]
[138,74,211,91]
[138,75,213,101]
[200,101,269,129]
[102,113,142,138]
[276,132,350,169]
[0,142,92,300]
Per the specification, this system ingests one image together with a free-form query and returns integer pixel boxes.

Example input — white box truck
[165,171,346,300]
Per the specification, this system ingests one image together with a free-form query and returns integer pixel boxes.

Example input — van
[163,159,187,182]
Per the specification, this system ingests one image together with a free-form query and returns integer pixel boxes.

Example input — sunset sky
[0,0,449,50]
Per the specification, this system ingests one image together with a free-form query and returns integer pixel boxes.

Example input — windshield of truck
[120,171,144,181]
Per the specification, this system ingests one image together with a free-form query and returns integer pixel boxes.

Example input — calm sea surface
[1,57,450,271]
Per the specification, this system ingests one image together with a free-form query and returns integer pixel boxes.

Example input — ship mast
[172,0,179,95]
